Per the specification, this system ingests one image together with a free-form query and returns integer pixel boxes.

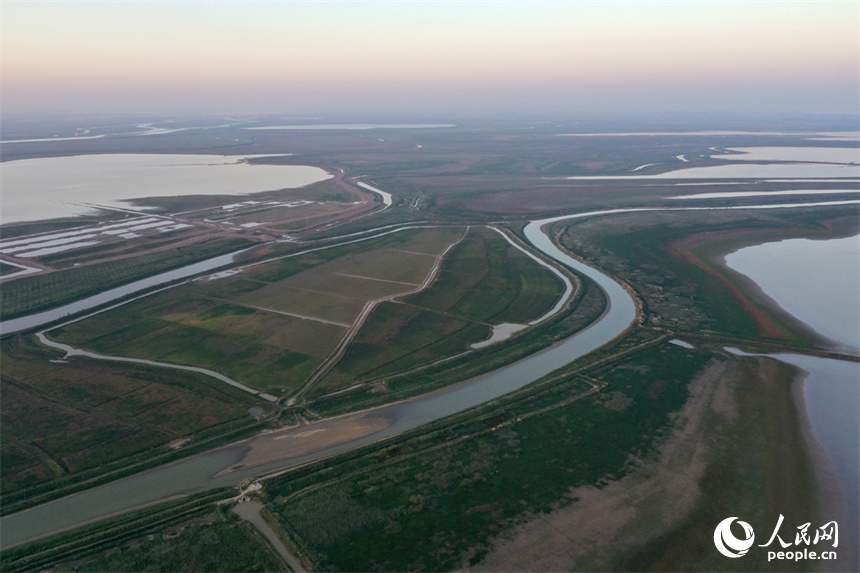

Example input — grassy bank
[263,340,710,571]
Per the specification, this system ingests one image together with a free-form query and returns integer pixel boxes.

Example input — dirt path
[288,226,470,404]
[232,500,307,573]
[36,331,278,402]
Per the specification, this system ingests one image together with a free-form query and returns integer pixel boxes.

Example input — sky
[2,1,858,118]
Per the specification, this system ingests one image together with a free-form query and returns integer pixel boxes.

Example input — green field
[0,262,23,277]
[0,335,260,498]
[58,516,284,572]
[266,341,711,571]
[317,226,566,392]
[50,227,468,395]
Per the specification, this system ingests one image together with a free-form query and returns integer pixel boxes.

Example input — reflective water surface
[1,154,332,224]
[725,235,860,352]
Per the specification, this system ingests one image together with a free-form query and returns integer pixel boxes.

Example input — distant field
[159,176,379,236]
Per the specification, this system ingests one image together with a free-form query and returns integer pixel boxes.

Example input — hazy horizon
[2,1,858,118]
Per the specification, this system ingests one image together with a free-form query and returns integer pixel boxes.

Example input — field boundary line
[240,304,352,328]
[288,227,471,405]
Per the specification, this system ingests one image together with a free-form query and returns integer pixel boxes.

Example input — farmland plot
[316,226,566,392]
[0,337,255,494]
[51,227,468,396]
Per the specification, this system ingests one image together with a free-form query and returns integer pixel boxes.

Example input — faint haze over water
[1,1,858,117]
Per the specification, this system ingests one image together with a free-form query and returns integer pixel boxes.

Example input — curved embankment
[34,332,277,402]
[2,199,856,549]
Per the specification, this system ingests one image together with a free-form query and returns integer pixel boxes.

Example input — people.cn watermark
[714,514,838,562]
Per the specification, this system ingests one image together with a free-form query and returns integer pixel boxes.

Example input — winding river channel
[1,199,857,549]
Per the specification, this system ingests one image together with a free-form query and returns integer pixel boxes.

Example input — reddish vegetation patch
[667,233,789,339]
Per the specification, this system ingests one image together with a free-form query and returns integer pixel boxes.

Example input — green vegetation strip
[65,516,285,573]
[0,220,95,241]
[263,338,709,571]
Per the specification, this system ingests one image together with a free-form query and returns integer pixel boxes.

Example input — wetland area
[1,117,858,572]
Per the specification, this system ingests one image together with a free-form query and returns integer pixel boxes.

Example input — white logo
[714,517,756,558]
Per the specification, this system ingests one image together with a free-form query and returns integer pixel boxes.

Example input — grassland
[3,118,856,571]
[256,341,711,571]
[0,334,262,505]
[257,207,856,571]
[50,227,469,396]
[61,518,284,572]
[0,489,286,573]
[0,262,22,277]
[557,206,858,346]
[317,226,566,392]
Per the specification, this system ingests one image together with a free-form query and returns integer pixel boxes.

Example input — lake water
[726,235,860,562]
[564,146,860,180]
[725,235,860,351]
[568,164,860,179]
[243,124,454,130]
[776,354,860,558]
[710,147,860,164]
[0,154,332,225]
[670,190,860,200]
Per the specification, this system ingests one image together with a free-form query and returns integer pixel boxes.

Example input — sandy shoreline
[472,218,858,571]
[790,369,857,570]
